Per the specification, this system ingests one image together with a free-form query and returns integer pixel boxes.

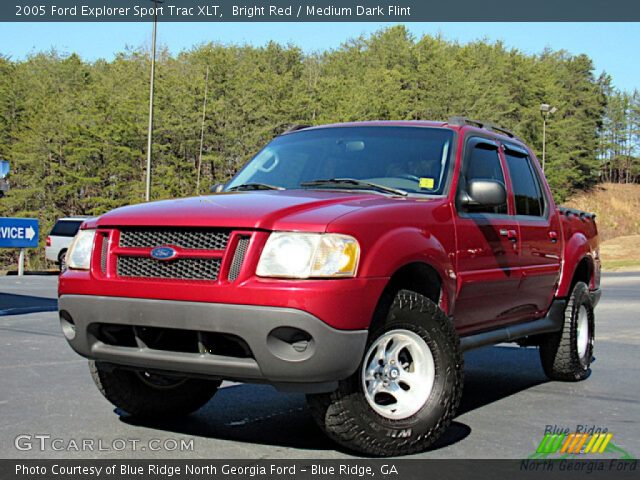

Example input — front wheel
[89,361,220,418]
[539,281,595,381]
[307,290,463,456]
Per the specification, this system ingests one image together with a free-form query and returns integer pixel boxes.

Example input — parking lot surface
[0,273,638,458]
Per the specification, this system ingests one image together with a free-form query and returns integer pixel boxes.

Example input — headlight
[66,229,96,270]
[257,232,360,278]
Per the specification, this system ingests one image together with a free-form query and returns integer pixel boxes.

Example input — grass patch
[599,234,640,271]
[565,183,640,242]
[601,259,640,271]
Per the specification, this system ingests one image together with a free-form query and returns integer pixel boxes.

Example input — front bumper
[59,295,368,393]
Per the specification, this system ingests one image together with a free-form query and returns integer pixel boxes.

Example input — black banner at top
[3,0,640,22]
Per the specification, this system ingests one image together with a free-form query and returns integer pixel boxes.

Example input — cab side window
[504,147,545,217]
[462,140,507,214]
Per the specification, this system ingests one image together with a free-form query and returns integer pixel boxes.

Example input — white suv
[45,217,90,271]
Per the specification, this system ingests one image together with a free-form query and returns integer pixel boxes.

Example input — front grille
[119,228,230,250]
[117,256,221,281]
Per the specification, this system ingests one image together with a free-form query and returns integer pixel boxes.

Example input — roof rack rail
[282,124,312,134]
[448,116,518,139]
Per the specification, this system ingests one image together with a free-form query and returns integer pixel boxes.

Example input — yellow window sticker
[419,177,435,190]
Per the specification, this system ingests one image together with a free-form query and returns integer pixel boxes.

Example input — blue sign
[0,217,39,248]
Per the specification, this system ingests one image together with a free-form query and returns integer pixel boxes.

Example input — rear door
[502,143,562,317]
[453,136,523,333]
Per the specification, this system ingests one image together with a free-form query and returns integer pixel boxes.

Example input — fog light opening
[59,310,76,340]
[267,327,315,361]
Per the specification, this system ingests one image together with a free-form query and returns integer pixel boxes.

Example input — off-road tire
[58,249,68,272]
[539,281,594,381]
[89,361,220,417]
[307,290,463,456]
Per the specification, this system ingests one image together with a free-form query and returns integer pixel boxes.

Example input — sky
[1,22,638,92]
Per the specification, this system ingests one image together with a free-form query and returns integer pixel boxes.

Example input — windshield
[225,127,454,195]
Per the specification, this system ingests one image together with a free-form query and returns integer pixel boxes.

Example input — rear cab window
[503,144,546,217]
[50,220,83,237]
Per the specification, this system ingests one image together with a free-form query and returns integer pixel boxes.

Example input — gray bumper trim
[59,295,368,392]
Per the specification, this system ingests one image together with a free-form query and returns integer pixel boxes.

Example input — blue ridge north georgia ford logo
[150,246,178,261]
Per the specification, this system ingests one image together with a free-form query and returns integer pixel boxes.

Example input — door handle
[548,231,558,243]
[500,229,518,241]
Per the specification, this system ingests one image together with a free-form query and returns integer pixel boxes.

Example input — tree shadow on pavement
[0,293,58,316]
[120,383,345,453]
[119,344,547,456]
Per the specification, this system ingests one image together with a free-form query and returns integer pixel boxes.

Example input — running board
[459,299,566,352]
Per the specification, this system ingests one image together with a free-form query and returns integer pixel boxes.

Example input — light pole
[540,103,557,172]
[196,66,209,195]
[145,0,162,201]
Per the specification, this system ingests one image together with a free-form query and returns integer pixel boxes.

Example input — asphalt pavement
[0,273,638,459]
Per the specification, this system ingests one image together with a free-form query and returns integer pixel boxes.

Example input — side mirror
[210,183,225,193]
[459,179,506,208]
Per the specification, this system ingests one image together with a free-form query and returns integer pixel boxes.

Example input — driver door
[453,137,524,333]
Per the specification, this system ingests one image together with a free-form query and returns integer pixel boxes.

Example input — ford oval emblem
[150,246,177,261]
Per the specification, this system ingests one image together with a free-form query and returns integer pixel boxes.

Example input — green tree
[0,28,622,269]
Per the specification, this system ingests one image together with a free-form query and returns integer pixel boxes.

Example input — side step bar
[459,299,566,352]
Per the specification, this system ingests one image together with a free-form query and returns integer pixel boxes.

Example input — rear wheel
[307,290,463,456]
[58,249,68,272]
[539,281,594,381]
[89,361,220,418]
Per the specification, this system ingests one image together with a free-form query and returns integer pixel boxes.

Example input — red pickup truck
[59,119,601,456]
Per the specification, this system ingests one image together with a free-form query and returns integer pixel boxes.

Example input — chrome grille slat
[100,235,108,273]
[228,236,250,281]
[119,228,230,250]
[117,257,221,281]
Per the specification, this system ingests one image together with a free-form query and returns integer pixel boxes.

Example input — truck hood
[95,190,392,232]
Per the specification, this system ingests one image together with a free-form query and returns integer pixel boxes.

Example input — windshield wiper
[227,183,285,192]
[300,178,408,196]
